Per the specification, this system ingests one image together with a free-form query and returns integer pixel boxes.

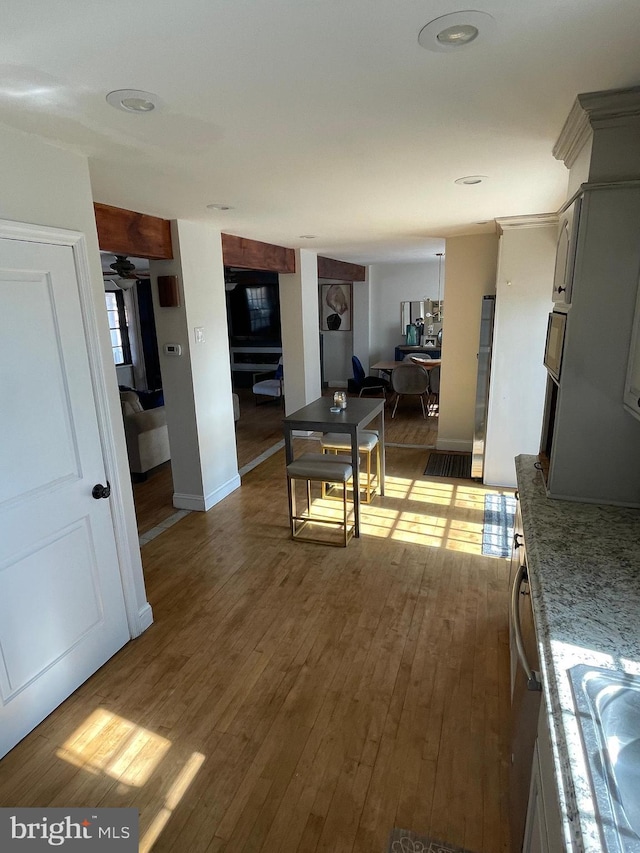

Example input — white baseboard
[204,474,242,510]
[173,473,242,512]
[436,438,473,452]
[173,492,206,511]
[132,602,154,638]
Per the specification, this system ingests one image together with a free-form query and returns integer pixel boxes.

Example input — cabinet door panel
[523,750,549,853]
[552,198,581,305]
[623,275,640,421]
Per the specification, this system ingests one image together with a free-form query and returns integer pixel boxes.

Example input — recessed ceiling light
[299,235,317,239]
[206,203,234,211]
[106,89,161,112]
[418,11,496,53]
[437,24,478,45]
[455,175,487,185]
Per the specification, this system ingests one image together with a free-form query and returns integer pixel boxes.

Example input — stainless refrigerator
[471,295,496,479]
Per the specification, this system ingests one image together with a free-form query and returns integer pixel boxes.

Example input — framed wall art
[320,283,352,331]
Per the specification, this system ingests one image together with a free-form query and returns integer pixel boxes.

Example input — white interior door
[0,234,129,758]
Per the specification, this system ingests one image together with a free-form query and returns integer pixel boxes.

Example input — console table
[394,345,441,361]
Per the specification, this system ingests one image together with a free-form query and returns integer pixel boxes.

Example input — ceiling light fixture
[299,235,317,239]
[455,175,487,185]
[206,203,234,211]
[437,24,478,45]
[106,89,161,113]
[418,10,496,53]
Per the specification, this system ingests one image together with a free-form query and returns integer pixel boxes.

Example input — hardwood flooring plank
[0,441,512,853]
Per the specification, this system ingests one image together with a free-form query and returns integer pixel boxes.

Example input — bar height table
[282,397,385,538]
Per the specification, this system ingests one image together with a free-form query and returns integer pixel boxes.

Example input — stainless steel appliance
[509,503,543,852]
[471,295,496,479]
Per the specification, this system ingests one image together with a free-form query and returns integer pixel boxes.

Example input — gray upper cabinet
[543,185,640,507]
[624,278,640,422]
[551,197,581,306]
[542,85,640,507]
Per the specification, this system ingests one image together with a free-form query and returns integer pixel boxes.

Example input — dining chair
[427,365,440,414]
[347,355,389,397]
[391,363,430,418]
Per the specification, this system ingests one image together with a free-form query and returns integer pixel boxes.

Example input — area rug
[482,493,516,557]
[386,827,475,853]
[424,451,472,479]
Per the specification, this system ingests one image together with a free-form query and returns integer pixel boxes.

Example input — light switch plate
[194,327,205,343]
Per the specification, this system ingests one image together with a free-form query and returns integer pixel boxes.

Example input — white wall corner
[133,603,154,638]
[203,474,242,510]
[173,473,241,512]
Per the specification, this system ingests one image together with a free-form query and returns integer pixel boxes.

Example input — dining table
[282,396,385,538]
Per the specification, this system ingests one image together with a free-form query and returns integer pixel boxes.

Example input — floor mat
[386,827,478,853]
[424,451,472,479]
[482,492,516,557]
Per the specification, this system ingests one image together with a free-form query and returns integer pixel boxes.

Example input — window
[105,290,132,365]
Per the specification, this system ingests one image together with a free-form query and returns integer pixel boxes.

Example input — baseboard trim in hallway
[239,439,285,476]
[138,508,191,546]
[139,441,288,546]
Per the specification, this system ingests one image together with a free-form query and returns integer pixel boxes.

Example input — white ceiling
[3,1,640,264]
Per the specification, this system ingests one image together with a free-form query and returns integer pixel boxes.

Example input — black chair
[347,356,389,397]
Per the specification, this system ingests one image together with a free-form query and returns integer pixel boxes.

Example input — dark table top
[282,396,384,431]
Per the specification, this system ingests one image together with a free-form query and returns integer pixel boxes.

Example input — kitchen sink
[569,665,640,853]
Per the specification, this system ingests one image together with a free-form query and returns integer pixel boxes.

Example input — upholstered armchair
[120,390,170,478]
[252,357,284,405]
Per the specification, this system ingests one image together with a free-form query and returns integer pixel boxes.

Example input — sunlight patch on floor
[56,709,171,787]
[140,751,205,853]
[385,475,455,504]
[357,477,490,553]
[292,473,503,556]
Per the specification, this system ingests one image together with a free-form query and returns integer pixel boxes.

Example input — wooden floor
[0,434,512,853]
[134,389,440,536]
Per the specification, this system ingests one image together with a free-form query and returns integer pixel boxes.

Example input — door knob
[92,482,111,499]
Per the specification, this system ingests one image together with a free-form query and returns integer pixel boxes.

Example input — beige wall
[484,224,557,486]
[280,249,322,413]
[438,233,499,451]
[150,221,240,510]
[0,121,150,633]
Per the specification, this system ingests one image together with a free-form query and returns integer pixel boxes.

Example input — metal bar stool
[320,430,380,504]
[286,452,354,547]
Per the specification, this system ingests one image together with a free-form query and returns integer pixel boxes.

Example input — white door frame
[0,217,150,639]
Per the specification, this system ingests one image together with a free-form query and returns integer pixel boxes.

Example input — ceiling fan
[102,255,149,290]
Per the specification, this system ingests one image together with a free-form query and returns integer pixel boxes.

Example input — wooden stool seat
[320,430,380,503]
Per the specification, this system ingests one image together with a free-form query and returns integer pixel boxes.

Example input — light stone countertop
[515,455,640,853]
